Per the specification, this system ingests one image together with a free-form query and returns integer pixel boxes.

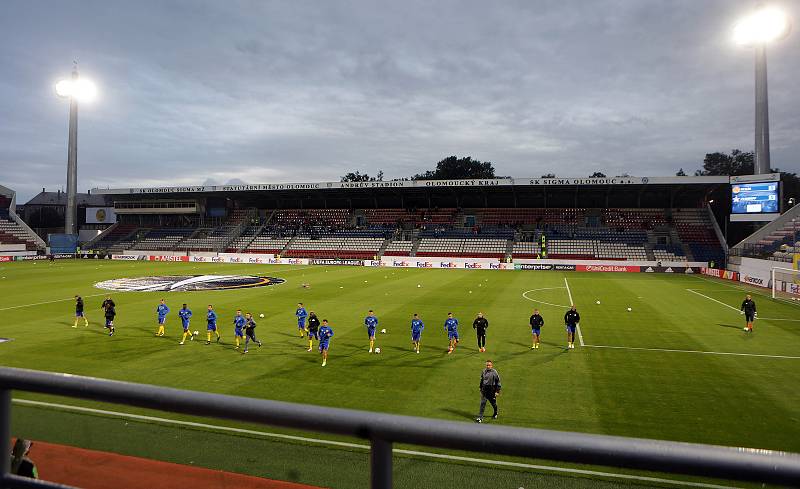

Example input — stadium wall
[738,257,778,288]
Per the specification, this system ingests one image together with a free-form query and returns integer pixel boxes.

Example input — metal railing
[2,367,800,488]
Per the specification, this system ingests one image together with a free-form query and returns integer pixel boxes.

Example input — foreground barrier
[1,367,800,488]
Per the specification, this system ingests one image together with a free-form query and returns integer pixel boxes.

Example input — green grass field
[3,260,800,488]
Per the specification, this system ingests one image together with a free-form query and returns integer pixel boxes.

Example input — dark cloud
[1,0,799,201]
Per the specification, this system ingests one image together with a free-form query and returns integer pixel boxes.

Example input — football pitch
[3,260,800,489]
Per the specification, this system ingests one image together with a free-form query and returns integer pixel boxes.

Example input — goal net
[771,267,800,301]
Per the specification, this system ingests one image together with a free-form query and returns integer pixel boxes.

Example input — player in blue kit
[444,312,459,354]
[73,295,88,328]
[178,304,193,345]
[206,305,221,345]
[155,299,170,337]
[411,313,424,353]
[365,310,379,353]
[233,310,246,350]
[295,303,308,338]
[318,319,334,367]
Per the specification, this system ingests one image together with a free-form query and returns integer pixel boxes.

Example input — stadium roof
[93,175,734,195]
[23,191,110,207]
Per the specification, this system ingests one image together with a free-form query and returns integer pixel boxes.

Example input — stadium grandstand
[76,176,733,266]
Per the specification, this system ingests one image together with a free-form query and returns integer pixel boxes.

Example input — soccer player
[530,309,544,349]
[73,295,88,328]
[307,311,320,351]
[444,312,459,354]
[741,294,757,332]
[178,303,193,345]
[365,309,379,352]
[103,298,116,337]
[295,303,308,338]
[564,305,580,349]
[473,312,489,352]
[475,359,501,423]
[206,305,220,345]
[318,319,334,367]
[155,299,170,337]
[411,313,424,353]
[233,310,246,350]
[243,312,262,353]
[101,296,115,313]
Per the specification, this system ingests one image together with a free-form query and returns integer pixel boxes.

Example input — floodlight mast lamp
[733,6,792,175]
[55,63,96,236]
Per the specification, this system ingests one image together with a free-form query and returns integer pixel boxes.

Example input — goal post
[771,266,800,301]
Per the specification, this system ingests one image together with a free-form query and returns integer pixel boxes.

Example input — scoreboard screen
[731,182,779,215]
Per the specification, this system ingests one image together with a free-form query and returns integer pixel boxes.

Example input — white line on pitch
[686,289,800,322]
[521,289,570,309]
[686,289,740,313]
[584,344,800,360]
[12,399,739,489]
[563,277,584,346]
[0,292,111,312]
[563,277,574,305]
[694,275,800,309]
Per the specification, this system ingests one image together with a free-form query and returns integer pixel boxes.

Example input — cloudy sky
[1,0,799,201]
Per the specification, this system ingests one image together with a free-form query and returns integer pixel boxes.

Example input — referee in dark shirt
[741,294,757,333]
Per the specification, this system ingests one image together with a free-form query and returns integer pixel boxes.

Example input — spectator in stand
[11,439,38,479]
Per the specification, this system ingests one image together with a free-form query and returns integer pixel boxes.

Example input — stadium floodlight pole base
[370,437,392,489]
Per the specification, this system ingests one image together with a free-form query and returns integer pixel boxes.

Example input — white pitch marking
[0,292,110,312]
[694,275,800,309]
[584,344,800,360]
[687,289,800,322]
[12,399,740,489]
[563,277,584,346]
[686,289,740,313]
[521,288,570,309]
[563,277,574,305]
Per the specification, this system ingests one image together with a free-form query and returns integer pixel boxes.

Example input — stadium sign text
[95,175,729,195]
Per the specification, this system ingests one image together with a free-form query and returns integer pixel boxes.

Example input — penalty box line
[686,288,800,322]
[12,399,739,489]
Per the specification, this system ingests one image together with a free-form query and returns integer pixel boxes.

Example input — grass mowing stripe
[583,344,800,360]
[11,399,740,489]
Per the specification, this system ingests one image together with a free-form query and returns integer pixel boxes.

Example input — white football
[259,313,265,318]
[380,328,386,334]
[374,347,381,354]
[627,307,632,312]
[417,284,421,288]
[193,331,198,335]
[596,300,600,305]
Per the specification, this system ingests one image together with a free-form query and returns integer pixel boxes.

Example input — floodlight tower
[55,63,97,235]
[734,6,792,175]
